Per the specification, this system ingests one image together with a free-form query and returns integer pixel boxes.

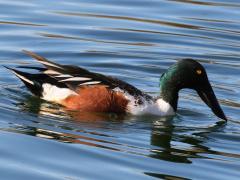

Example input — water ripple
[0,0,239,179]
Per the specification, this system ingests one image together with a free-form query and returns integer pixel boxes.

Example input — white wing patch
[55,74,73,78]
[79,81,101,86]
[42,83,77,103]
[44,69,101,87]
[44,70,61,75]
[59,77,92,82]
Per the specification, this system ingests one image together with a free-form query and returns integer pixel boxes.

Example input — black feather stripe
[17,66,46,71]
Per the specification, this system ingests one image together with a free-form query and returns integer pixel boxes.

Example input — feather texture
[20,50,153,104]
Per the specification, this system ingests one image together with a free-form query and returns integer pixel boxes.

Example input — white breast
[113,87,175,116]
[127,98,175,116]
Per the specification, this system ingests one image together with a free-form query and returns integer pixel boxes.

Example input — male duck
[6,50,227,121]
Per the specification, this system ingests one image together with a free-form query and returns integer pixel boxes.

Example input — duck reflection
[21,95,125,122]
[15,95,226,164]
[12,95,125,150]
[149,116,226,163]
[150,118,195,163]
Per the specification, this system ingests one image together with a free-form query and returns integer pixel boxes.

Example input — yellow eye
[196,69,202,75]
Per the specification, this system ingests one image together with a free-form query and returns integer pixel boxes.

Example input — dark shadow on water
[144,172,190,180]
[150,116,195,163]
[149,115,227,163]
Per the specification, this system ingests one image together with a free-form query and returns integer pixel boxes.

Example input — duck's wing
[22,50,153,101]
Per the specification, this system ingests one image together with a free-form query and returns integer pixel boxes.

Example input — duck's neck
[159,78,179,112]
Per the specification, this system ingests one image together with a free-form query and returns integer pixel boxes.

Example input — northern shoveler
[6,50,227,121]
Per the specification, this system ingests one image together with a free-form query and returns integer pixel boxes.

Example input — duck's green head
[160,59,227,121]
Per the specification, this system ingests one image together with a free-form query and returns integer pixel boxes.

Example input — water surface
[0,0,240,179]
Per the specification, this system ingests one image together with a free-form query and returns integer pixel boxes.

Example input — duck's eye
[196,69,202,75]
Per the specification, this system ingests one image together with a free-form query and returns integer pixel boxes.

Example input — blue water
[0,0,239,179]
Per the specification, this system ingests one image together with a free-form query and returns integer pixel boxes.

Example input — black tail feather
[17,66,46,71]
[4,66,43,96]
[22,50,64,72]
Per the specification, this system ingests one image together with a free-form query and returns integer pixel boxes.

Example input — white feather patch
[12,71,34,85]
[55,74,73,78]
[44,70,61,75]
[42,83,77,103]
[39,61,63,69]
[59,77,91,82]
[143,99,175,116]
[79,81,101,86]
